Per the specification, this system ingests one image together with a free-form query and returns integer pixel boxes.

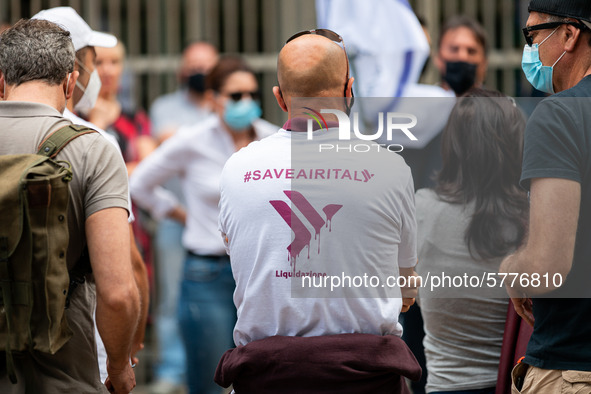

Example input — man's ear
[0,72,5,100]
[273,86,288,113]
[346,77,354,97]
[65,70,79,100]
[564,23,582,52]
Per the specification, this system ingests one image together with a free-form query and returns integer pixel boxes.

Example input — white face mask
[74,66,101,116]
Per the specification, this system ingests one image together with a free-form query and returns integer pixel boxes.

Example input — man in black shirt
[500,0,591,391]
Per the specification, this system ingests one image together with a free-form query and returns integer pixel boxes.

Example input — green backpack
[0,125,96,383]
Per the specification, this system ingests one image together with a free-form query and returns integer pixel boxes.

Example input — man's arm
[129,225,149,364]
[500,178,580,322]
[86,208,140,393]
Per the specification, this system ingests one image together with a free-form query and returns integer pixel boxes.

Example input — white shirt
[130,116,277,255]
[219,127,417,346]
[149,89,212,137]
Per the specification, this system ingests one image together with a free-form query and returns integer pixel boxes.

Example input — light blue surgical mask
[223,99,262,131]
[522,27,566,94]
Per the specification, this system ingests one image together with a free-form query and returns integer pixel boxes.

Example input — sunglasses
[224,91,260,102]
[286,29,349,67]
[286,28,345,47]
[522,21,587,46]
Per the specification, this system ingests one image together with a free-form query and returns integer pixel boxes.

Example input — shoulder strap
[37,125,97,159]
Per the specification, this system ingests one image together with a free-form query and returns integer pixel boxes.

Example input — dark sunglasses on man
[522,20,587,46]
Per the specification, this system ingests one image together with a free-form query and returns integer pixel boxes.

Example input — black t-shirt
[520,75,591,370]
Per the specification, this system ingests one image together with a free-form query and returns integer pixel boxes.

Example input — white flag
[316,0,430,98]
[316,0,454,148]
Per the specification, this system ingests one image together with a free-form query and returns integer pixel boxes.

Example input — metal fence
[1,0,530,126]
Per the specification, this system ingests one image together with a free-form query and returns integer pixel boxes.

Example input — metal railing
[1,0,529,125]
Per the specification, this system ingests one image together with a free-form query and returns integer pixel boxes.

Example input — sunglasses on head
[225,91,260,102]
[522,21,587,46]
[286,28,345,48]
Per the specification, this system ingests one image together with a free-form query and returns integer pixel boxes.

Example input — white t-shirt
[219,127,417,346]
[130,116,277,255]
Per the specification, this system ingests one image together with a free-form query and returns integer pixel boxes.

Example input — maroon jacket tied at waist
[214,333,422,394]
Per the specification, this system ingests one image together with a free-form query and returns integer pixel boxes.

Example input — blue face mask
[522,27,566,94]
[223,99,262,131]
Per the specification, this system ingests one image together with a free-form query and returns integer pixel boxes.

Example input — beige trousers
[511,362,591,394]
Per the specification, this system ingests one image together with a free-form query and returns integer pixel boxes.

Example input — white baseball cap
[32,6,117,51]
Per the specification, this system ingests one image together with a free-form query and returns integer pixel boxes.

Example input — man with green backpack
[0,18,140,393]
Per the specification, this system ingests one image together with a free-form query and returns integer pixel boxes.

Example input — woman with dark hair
[130,55,276,394]
[415,88,528,394]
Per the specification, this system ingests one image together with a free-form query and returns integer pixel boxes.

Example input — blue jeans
[178,253,236,394]
[154,219,186,384]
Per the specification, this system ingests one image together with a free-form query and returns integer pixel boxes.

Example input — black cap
[529,0,591,28]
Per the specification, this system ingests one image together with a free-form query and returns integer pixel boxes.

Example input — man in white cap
[32,6,149,389]
[33,7,117,122]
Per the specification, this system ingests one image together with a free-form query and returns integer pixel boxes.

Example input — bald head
[278,34,349,98]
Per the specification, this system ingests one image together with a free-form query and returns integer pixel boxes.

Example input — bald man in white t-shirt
[219,31,419,348]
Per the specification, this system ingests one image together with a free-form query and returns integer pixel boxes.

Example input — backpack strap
[37,125,98,303]
[37,124,97,159]
[0,237,17,383]
[65,247,91,309]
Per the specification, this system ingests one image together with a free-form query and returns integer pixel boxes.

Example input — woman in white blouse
[130,56,276,394]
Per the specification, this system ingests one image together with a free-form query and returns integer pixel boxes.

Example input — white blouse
[130,115,276,255]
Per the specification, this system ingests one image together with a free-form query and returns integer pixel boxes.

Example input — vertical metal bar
[0,0,7,25]
[28,0,43,17]
[83,0,100,31]
[68,0,83,13]
[482,0,497,90]
[10,0,20,23]
[463,0,478,19]
[125,0,141,108]
[165,0,181,93]
[501,0,516,95]
[262,0,279,52]
[444,0,459,20]
[49,0,62,10]
[146,0,161,108]
[204,0,220,49]
[185,0,203,42]
[108,0,122,37]
[298,0,316,30]
[261,0,281,125]
[280,1,299,43]
[165,0,181,54]
[223,0,239,53]
[126,0,140,55]
[423,0,441,85]
[242,0,258,53]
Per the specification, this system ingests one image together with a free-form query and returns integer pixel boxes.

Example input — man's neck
[6,81,65,113]
[557,61,591,92]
